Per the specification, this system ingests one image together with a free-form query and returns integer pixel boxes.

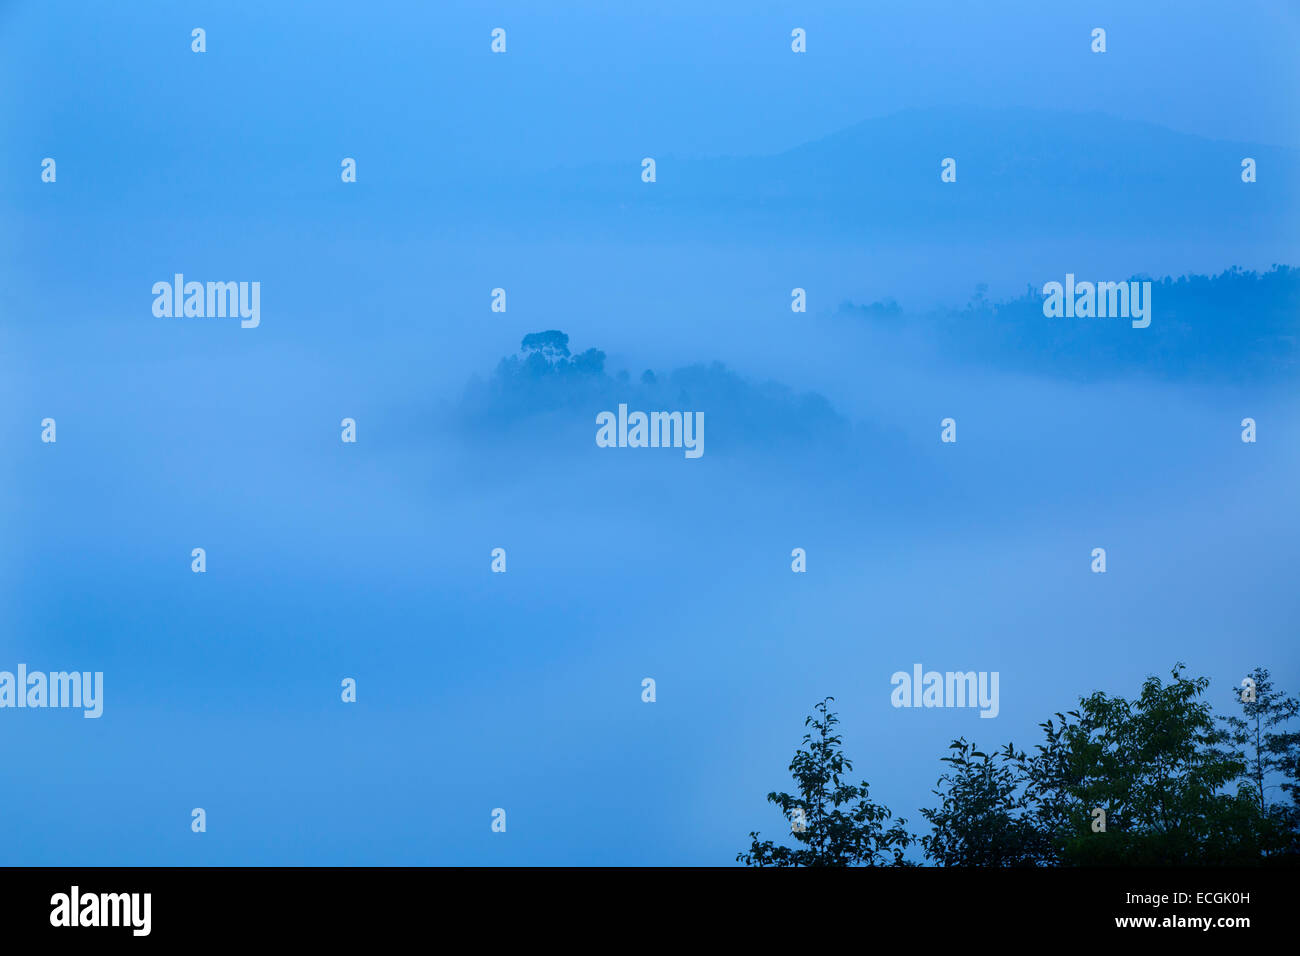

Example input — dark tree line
[740,665,1300,866]
[838,265,1300,383]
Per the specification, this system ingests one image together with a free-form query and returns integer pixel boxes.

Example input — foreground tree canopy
[741,666,1300,866]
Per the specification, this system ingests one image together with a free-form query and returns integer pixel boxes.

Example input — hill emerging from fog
[839,265,1300,383]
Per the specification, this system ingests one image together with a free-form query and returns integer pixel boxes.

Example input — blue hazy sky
[2,1,1298,864]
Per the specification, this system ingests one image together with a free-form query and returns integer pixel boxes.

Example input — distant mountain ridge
[531,106,1300,242]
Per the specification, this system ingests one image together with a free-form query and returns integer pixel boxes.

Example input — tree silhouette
[920,739,1052,866]
[738,698,913,867]
[760,667,1300,866]
[917,664,1300,865]
[1030,665,1256,864]
[1222,666,1300,859]
[519,330,570,362]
